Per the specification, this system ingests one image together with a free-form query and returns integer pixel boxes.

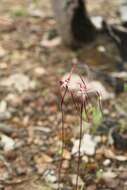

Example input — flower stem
[76,102,83,190]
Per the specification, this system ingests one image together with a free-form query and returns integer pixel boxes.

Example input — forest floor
[0,0,127,190]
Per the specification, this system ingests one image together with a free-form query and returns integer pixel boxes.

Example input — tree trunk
[51,0,96,48]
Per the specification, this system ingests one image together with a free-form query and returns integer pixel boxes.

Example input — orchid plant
[59,60,103,190]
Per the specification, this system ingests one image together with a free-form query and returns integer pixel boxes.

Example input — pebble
[94,136,101,143]
[91,16,103,30]
[70,174,84,186]
[4,150,17,160]
[34,67,46,77]
[63,149,71,160]
[97,46,106,53]
[119,171,127,180]
[0,134,15,152]
[101,135,107,144]
[86,185,96,190]
[102,170,117,179]
[104,178,119,189]
[103,159,111,166]
[72,134,98,156]
[0,46,7,58]
[0,101,11,121]
[0,73,36,93]
[44,170,57,183]
[82,156,89,163]
[62,160,69,169]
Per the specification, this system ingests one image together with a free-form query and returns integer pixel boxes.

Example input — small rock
[104,148,115,159]
[16,165,27,176]
[0,112,11,121]
[62,160,69,169]
[4,150,17,160]
[94,136,101,143]
[97,46,106,53]
[5,93,22,107]
[72,134,98,156]
[101,135,107,144]
[95,152,103,161]
[0,100,11,121]
[0,134,15,152]
[0,166,9,181]
[119,171,127,180]
[34,126,51,133]
[111,71,127,79]
[70,174,84,186]
[34,67,46,77]
[102,170,117,179]
[50,183,63,190]
[105,178,119,189]
[4,186,13,190]
[82,155,89,163]
[0,123,15,135]
[1,73,36,93]
[91,16,103,30]
[15,158,28,176]
[124,181,127,186]
[0,62,7,69]
[34,153,53,174]
[44,170,57,183]
[86,185,96,190]
[41,36,61,48]
[0,46,7,58]
[28,8,46,18]
[40,154,53,163]
[62,149,71,160]
[0,17,12,27]
[103,159,111,166]
[104,148,127,161]
[115,155,127,161]
[119,3,127,23]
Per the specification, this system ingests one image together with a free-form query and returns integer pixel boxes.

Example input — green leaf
[92,106,103,128]
[124,83,127,92]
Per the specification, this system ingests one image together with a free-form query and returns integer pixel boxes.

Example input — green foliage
[11,7,28,18]
[92,106,103,128]
[118,119,127,133]
[124,83,127,92]
[32,0,39,4]
[64,0,72,9]
[83,105,103,134]
[96,169,103,180]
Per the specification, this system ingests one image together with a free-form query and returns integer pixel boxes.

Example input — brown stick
[58,87,68,190]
